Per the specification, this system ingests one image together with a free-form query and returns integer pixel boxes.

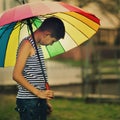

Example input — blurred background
[0,0,120,120]
[0,0,120,105]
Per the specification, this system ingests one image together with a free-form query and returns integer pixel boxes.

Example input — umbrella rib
[0,22,25,38]
[44,46,51,57]
[65,13,92,38]
[53,12,97,39]
[0,23,16,39]
[31,17,40,29]
[0,23,17,67]
[64,12,98,32]
[51,15,80,45]
[45,14,78,46]
[57,40,66,51]
[45,14,77,46]
[46,40,65,58]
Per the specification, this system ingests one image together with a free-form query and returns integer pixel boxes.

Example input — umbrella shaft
[27,19,48,84]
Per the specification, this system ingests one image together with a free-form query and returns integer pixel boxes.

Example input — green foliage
[79,0,120,15]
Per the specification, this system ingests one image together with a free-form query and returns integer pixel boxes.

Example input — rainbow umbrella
[0,1,100,67]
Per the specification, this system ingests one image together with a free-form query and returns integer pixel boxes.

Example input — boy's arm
[13,40,54,99]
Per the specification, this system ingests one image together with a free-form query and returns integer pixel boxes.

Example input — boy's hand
[37,90,54,99]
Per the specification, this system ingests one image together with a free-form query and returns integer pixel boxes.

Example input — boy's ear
[44,31,51,36]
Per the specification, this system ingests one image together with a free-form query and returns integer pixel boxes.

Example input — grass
[0,94,120,120]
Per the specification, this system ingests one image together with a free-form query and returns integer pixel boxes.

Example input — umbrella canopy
[0,1,100,67]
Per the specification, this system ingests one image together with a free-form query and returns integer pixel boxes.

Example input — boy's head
[39,17,65,40]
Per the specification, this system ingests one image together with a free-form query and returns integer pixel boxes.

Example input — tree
[53,0,120,18]
[79,0,120,18]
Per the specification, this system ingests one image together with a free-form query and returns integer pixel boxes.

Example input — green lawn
[0,94,120,120]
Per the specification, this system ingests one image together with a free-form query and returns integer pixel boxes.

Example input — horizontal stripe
[17,37,47,99]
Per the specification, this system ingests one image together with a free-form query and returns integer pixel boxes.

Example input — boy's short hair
[39,17,65,40]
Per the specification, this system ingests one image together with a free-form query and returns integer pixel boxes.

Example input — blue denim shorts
[15,98,47,120]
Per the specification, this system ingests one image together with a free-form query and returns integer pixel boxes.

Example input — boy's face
[40,32,57,46]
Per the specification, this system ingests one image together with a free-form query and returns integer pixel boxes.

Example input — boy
[13,17,65,120]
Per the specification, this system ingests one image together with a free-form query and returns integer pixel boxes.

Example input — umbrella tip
[17,0,27,4]
[22,0,25,4]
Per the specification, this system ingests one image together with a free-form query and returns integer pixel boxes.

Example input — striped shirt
[16,37,48,99]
